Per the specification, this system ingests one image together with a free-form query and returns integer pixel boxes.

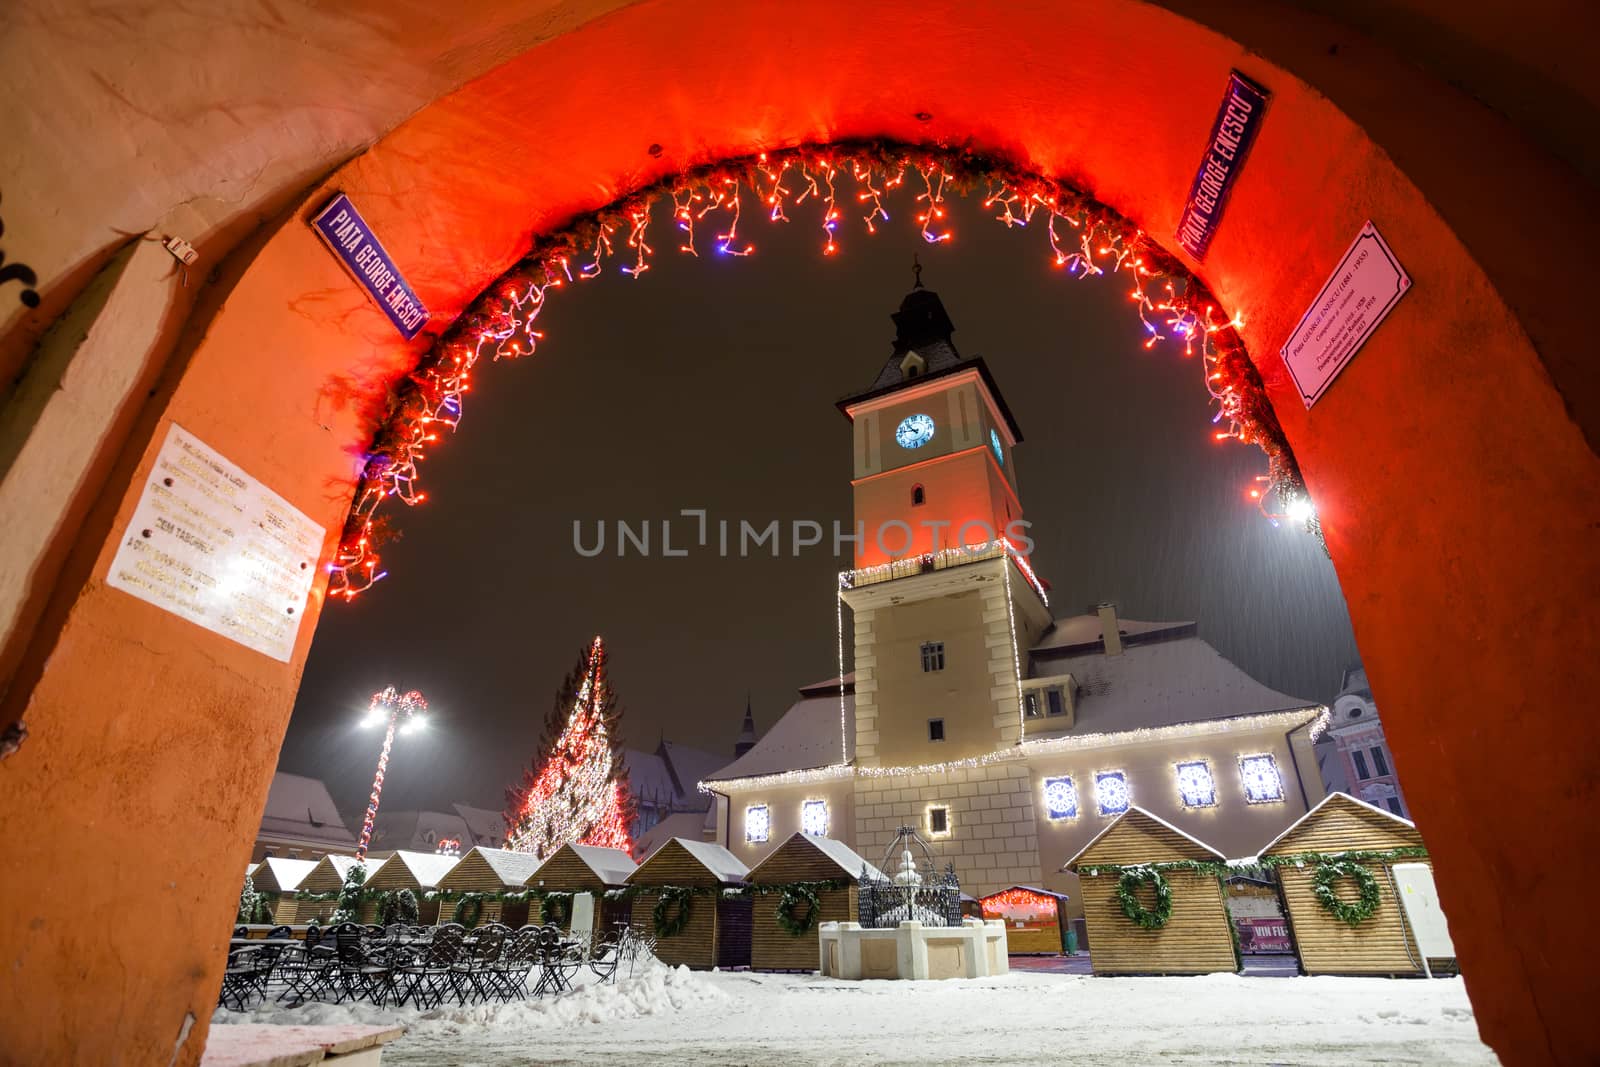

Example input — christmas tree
[503,636,634,859]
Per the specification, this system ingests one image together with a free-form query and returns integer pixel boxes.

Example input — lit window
[912,484,926,506]
[927,806,950,836]
[1371,748,1389,777]
[1175,761,1217,808]
[745,804,771,843]
[1043,776,1078,820]
[1239,755,1285,804]
[921,641,945,672]
[1352,750,1371,780]
[801,799,829,837]
[928,718,945,742]
[1094,771,1130,816]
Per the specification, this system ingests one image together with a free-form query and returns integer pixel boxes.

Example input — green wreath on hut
[451,892,485,929]
[1116,868,1173,930]
[652,886,694,939]
[542,892,573,930]
[775,884,822,937]
[1312,860,1381,927]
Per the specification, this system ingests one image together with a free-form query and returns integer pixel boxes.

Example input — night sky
[279,195,1359,824]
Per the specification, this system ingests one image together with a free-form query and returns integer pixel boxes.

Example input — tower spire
[735,694,757,758]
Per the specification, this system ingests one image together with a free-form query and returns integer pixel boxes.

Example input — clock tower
[838,276,1052,767]
[837,274,1027,567]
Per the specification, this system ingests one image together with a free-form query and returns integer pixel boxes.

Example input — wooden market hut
[249,857,318,924]
[433,847,543,927]
[625,838,750,969]
[294,854,362,924]
[977,886,1070,954]
[358,850,461,925]
[746,833,884,971]
[1065,807,1237,975]
[1258,792,1436,976]
[525,843,637,936]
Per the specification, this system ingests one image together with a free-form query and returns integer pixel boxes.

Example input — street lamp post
[356,686,428,862]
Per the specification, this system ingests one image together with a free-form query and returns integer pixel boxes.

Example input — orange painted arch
[0,1,1596,1064]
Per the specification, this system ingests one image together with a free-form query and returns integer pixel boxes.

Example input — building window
[1352,750,1371,780]
[1046,688,1065,717]
[927,806,950,837]
[1239,754,1286,804]
[1023,691,1041,718]
[1371,747,1390,777]
[1043,776,1078,820]
[928,718,945,742]
[1385,796,1404,816]
[1094,771,1131,816]
[801,799,829,837]
[1175,760,1218,808]
[912,484,925,506]
[921,641,945,672]
[745,804,771,844]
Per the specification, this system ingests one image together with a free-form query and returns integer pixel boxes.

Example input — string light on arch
[327,141,1315,602]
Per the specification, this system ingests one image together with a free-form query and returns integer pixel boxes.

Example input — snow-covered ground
[213,962,1499,1066]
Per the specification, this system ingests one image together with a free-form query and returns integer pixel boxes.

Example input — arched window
[912,484,926,506]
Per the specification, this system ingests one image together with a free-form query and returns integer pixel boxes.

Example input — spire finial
[912,253,923,289]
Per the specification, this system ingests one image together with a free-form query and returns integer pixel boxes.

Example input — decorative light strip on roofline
[697,705,1328,793]
[838,537,1048,605]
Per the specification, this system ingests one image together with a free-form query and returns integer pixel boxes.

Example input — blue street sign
[1175,71,1271,263]
[309,193,430,340]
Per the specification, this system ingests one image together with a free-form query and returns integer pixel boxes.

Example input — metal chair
[450,924,506,1004]
[532,925,581,998]
[394,926,465,1009]
[484,927,542,1001]
[217,946,273,1011]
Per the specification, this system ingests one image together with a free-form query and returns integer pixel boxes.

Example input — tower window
[920,641,945,672]
[1023,691,1041,718]
[912,484,925,506]
[1352,750,1371,780]
[927,806,950,836]
[1046,688,1065,716]
[927,718,945,742]
[1370,747,1389,776]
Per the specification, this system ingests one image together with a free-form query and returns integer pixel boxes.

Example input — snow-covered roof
[1063,805,1225,870]
[369,809,474,853]
[257,856,318,891]
[674,838,749,883]
[257,772,357,849]
[564,844,638,886]
[452,804,506,848]
[625,749,676,804]
[1031,614,1192,654]
[632,811,711,861]
[661,742,727,798]
[471,847,545,886]
[797,672,854,697]
[1029,636,1318,738]
[379,850,461,888]
[1257,791,1416,857]
[704,695,853,782]
[799,834,884,882]
[326,855,362,880]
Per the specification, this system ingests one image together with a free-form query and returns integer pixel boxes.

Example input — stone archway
[0,2,1595,1064]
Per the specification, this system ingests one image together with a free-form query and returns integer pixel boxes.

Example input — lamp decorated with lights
[355,685,428,861]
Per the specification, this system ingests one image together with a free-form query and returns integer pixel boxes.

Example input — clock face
[895,413,936,449]
[990,428,1004,464]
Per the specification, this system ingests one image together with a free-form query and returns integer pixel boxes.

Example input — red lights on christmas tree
[503,636,634,860]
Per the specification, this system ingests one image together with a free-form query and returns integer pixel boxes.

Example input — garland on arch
[327,140,1316,602]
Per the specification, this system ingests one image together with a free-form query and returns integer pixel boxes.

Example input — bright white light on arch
[1286,496,1315,525]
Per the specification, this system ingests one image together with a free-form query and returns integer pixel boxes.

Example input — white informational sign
[107,423,325,662]
[1280,220,1411,408]
[1392,862,1456,977]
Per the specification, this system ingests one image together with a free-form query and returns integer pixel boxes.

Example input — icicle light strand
[327,142,1314,601]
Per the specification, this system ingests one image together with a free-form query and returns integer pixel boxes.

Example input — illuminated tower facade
[838,277,1052,769]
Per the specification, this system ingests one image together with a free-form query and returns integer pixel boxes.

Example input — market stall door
[717,896,753,969]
